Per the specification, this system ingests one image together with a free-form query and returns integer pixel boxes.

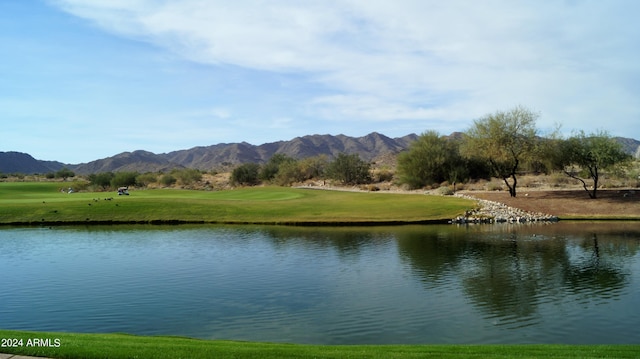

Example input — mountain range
[0,132,418,175]
[1,132,638,175]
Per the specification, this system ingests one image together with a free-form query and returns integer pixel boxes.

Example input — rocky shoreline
[450,193,559,224]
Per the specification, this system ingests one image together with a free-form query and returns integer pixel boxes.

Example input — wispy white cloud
[47,0,640,140]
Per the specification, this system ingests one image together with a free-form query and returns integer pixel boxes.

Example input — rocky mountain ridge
[0,151,66,175]
[73,132,418,175]
[0,132,419,175]
[2,132,638,175]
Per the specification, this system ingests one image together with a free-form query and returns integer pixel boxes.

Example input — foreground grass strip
[1,330,639,359]
[0,182,474,225]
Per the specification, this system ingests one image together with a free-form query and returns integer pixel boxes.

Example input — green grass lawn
[1,329,638,359]
[0,182,474,225]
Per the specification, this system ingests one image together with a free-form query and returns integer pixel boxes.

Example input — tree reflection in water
[396,223,638,328]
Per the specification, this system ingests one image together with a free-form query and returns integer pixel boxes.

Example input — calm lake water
[1,223,639,344]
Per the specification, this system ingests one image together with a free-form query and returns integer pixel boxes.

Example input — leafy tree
[461,106,539,197]
[55,167,75,181]
[326,153,371,185]
[111,171,139,188]
[298,155,328,180]
[259,154,295,182]
[231,163,261,186]
[136,172,158,187]
[560,130,631,199]
[397,131,462,189]
[274,155,329,186]
[88,172,115,190]
[273,160,305,186]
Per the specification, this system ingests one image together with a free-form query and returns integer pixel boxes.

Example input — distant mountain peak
[69,132,418,174]
[0,151,65,174]
[4,132,637,175]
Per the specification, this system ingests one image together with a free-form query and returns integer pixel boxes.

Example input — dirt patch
[463,189,640,219]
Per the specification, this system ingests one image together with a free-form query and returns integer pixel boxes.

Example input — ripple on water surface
[1,224,640,344]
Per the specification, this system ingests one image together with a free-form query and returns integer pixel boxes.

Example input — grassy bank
[0,182,474,225]
[1,329,638,359]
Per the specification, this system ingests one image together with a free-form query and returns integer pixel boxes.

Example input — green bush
[326,153,371,185]
[136,173,158,186]
[55,167,75,180]
[172,168,203,185]
[88,172,115,190]
[160,174,177,187]
[274,161,303,186]
[231,163,261,186]
[111,172,139,188]
[259,154,295,182]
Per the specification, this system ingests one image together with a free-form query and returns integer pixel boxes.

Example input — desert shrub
[231,163,261,186]
[111,171,138,188]
[259,154,295,182]
[88,172,115,190]
[274,156,328,186]
[160,174,177,187]
[298,155,328,180]
[374,168,394,182]
[437,186,455,195]
[549,172,570,187]
[136,173,158,187]
[172,168,203,185]
[326,153,371,185]
[518,175,542,188]
[360,184,380,191]
[274,161,306,186]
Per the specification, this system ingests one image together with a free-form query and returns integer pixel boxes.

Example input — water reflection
[396,223,638,330]
[1,222,639,344]
[243,222,640,334]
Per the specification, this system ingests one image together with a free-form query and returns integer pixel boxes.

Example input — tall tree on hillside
[461,106,539,197]
[560,130,630,199]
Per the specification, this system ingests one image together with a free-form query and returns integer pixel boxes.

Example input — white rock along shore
[451,193,559,224]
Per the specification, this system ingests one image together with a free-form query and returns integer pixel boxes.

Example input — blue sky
[2,0,639,164]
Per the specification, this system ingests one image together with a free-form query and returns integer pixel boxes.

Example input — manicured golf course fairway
[0,182,474,225]
[3,185,639,357]
[1,329,638,359]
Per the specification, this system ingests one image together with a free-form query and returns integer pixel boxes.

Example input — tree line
[20,106,633,199]
[230,153,372,187]
[397,105,632,199]
[87,168,205,190]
